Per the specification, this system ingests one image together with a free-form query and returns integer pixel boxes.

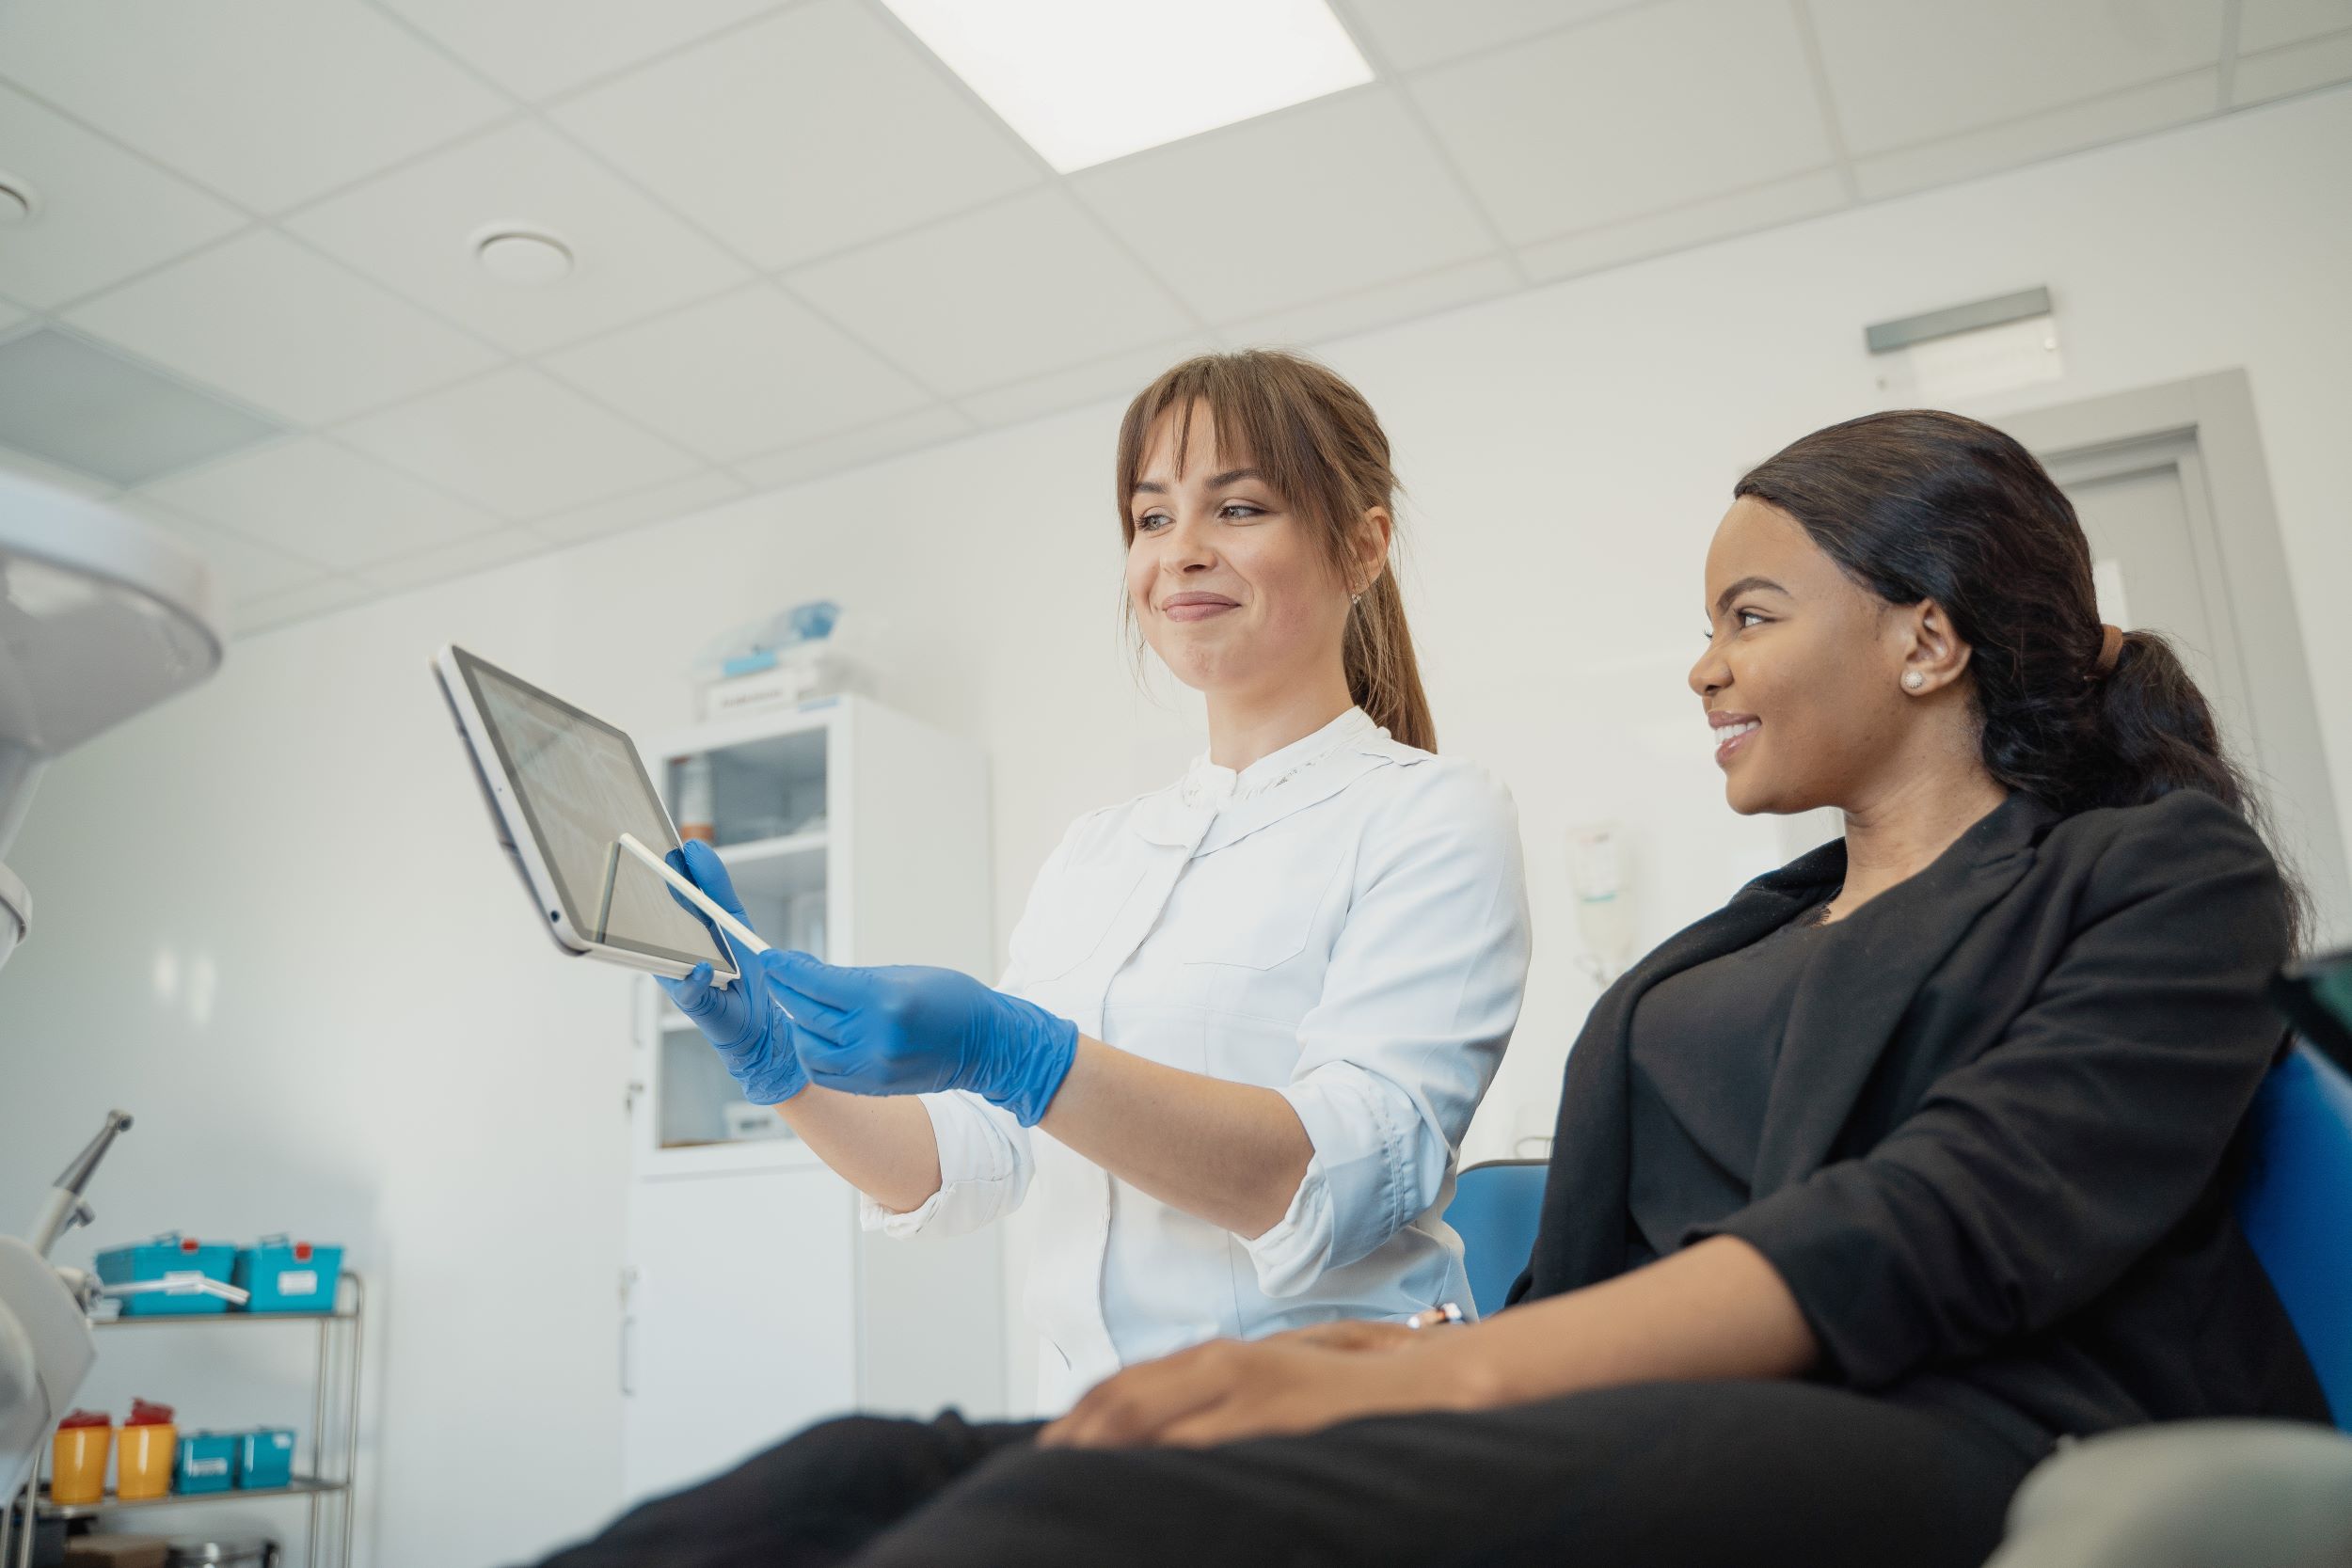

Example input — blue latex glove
[653,839,806,1105]
[758,950,1078,1126]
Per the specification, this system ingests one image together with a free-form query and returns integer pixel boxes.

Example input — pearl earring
[1903,671,1926,691]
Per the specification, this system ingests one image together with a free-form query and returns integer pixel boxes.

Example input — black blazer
[1511,789,2328,1447]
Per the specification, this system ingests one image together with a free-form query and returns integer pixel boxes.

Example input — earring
[1350,593,1361,607]
[1902,671,1926,691]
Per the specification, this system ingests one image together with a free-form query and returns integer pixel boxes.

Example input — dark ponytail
[1736,411,2300,929]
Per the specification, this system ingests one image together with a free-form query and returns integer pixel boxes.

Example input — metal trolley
[3,1273,365,1568]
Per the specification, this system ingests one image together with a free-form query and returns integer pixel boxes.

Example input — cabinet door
[622,1168,859,1504]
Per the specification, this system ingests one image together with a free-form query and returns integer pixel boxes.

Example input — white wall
[4,85,2347,1568]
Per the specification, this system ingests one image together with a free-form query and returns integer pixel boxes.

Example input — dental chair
[1987,1040,2352,1568]
[1443,1159,1548,1319]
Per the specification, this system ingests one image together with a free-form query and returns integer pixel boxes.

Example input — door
[2050,434,2259,760]
[2010,372,2350,944]
[622,1167,860,1504]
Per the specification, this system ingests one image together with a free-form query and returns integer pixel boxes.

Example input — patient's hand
[1264,1319,1417,1353]
[1039,1330,1467,1450]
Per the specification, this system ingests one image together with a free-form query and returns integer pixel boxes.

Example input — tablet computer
[435,643,735,982]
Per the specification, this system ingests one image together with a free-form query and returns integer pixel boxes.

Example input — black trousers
[532,1381,2038,1568]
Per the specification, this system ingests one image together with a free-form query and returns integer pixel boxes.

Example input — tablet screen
[458,652,730,973]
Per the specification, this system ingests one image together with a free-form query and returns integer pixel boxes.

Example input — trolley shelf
[93,1310,358,1328]
[2,1272,365,1568]
[35,1475,348,1522]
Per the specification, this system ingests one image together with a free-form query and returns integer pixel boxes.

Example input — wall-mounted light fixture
[1867,286,2061,403]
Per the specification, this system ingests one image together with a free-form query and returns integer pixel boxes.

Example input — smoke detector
[472,226,573,286]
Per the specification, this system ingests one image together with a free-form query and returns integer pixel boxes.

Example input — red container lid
[126,1399,176,1427]
[179,1237,199,1254]
[56,1409,110,1430]
[293,1243,312,1262]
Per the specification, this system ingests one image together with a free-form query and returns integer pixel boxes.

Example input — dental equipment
[0,474,221,1535]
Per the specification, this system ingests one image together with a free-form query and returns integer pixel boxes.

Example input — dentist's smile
[1161,591,1240,623]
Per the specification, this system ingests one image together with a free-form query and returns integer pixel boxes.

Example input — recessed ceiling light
[878,0,1373,173]
[473,226,574,286]
[0,175,37,225]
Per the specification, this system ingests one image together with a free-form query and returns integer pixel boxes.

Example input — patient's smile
[1710,712,1760,767]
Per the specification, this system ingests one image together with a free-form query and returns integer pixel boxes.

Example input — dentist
[662,349,1531,1410]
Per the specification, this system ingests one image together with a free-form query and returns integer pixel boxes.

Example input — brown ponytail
[1114,350,1436,752]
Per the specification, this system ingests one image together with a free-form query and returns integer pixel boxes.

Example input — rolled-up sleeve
[1707,795,2291,1387]
[859,1090,1031,1238]
[1245,762,1532,1296]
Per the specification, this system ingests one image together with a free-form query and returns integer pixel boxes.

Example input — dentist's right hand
[654,839,806,1104]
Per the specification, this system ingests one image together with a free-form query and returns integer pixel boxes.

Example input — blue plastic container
[230,1236,343,1314]
[234,1428,296,1490]
[174,1432,237,1494]
[93,1233,238,1317]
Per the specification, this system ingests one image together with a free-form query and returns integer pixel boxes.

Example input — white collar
[1179,707,1380,810]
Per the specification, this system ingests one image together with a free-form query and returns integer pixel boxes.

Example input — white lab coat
[861,707,1532,1411]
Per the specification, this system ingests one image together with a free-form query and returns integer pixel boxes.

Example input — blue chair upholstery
[2234,1043,2352,1432]
[1444,1159,1549,1318]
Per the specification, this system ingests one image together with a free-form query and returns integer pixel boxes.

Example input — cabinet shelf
[625,698,1001,1502]
[710,830,827,901]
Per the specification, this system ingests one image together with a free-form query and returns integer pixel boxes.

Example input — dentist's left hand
[758,950,1079,1126]
[655,839,806,1105]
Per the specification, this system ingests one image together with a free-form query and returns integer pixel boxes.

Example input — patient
[532,410,2328,1567]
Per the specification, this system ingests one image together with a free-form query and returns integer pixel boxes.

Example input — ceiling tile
[358,526,550,594]
[531,469,748,543]
[1221,256,1520,348]
[0,0,509,213]
[955,339,1214,430]
[1073,88,1496,324]
[1407,0,1833,245]
[113,497,326,602]
[139,436,504,568]
[734,404,974,491]
[550,0,1041,269]
[334,366,702,518]
[543,284,931,461]
[0,325,282,487]
[233,574,377,635]
[286,120,751,356]
[62,230,501,423]
[2238,0,2352,52]
[1852,71,2217,198]
[1808,0,2226,156]
[2232,26,2352,102]
[0,441,117,500]
[1338,0,1650,71]
[735,404,974,490]
[0,84,246,308]
[787,189,1194,396]
[374,0,782,101]
[1518,167,1847,280]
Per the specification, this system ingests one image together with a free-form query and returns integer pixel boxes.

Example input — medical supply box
[94,1234,237,1316]
[173,1432,237,1494]
[230,1236,342,1313]
[233,1428,296,1490]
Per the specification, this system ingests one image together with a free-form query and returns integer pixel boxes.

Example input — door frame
[2004,370,2349,942]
